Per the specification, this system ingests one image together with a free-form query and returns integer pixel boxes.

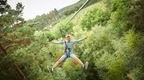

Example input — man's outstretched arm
[51,40,64,44]
[74,36,87,43]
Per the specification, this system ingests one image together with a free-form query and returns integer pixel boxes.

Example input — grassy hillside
[58,0,98,16]
[26,0,98,30]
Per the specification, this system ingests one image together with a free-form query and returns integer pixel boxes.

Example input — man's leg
[70,54,84,68]
[52,55,67,71]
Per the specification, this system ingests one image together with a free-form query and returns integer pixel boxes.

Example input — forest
[0,0,144,80]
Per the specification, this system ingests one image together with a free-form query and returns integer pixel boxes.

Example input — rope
[60,0,89,37]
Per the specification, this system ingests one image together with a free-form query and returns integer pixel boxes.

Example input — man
[51,34,88,71]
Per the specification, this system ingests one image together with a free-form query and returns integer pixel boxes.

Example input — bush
[81,5,110,30]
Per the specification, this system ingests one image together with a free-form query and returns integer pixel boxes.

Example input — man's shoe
[84,61,89,70]
[51,68,54,72]
[47,65,53,73]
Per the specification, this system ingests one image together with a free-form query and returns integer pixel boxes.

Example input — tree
[0,2,27,80]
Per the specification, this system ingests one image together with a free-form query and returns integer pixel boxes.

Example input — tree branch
[0,43,7,54]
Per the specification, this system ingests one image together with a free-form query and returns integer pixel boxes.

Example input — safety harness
[64,41,71,58]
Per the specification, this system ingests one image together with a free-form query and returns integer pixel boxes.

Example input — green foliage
[107,0,132,37]
[1,0,144,80]
[0,2,27,80]
[81,2,110,30]
[50,19,74,38]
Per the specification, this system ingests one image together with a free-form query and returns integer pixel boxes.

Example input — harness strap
[64,41,71,57]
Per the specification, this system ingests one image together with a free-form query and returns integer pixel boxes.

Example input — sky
[8,0,79,20]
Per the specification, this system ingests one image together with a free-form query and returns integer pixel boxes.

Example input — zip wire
[60,0,89,37]
[65,0,89,25]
